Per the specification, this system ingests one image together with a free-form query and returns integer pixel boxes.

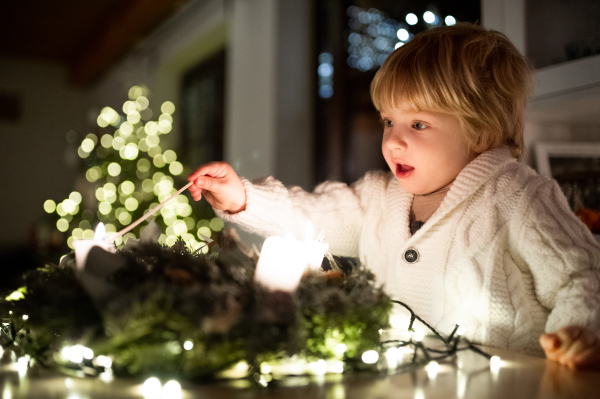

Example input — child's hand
[540,326,600,370]
[187,162,246,214]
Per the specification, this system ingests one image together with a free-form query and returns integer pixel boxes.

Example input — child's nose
[384,129,407,151]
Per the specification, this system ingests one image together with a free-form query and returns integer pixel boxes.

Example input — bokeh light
[108,163,121,176]
[210,218,225,231]
[44,199,56,213]
[49,88,217,259]
[57,219,69,232]
[397,29,409,41]
[163,150,177,163]
[423,11,436,24]
[161,101,176,114]
[120,181,135,195]
[169,162,183,175]
[69,192,82,205]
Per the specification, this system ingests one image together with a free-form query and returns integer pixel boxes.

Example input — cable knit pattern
[215,147,600,356]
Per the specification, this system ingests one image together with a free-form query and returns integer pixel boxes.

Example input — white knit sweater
[216,147,600,356]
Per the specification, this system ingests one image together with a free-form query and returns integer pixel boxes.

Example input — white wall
[95,0,314,186]
[0,0,315,248]
[482,0,600,167]
[226,0,313,188]
[92,0,228,153]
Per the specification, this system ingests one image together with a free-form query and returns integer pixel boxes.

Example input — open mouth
[396,163,414,177]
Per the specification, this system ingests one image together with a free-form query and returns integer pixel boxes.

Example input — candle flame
[94,223,106,241]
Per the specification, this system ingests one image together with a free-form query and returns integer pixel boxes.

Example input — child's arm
[188,162,384,256]
[540,326,600,370]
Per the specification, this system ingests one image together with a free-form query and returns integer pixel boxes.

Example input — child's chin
[396,180,417,194]
[396,181,429,195]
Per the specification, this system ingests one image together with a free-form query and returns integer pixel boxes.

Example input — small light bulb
[332,361,344,374]
[95,355,112,368]
[309,359,327,375]
[67,345,84,363]
[385,347,398,370]
[162,380,181,398]
[456,325,466,336]
[413,330,425,342]
[82,347,94,360]
[142,377,162,398]
[17,356,29,376]
[426,361,439,379]
[361,350,379,364]
[490,355,502,372]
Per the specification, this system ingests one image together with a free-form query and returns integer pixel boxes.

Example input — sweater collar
[390,146,517,241]
[436,146,516,217]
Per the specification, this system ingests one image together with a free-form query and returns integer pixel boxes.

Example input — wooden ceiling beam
[69,0,189,87]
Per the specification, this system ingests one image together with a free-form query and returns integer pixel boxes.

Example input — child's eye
[412,121,426,130]
[382,119,393,127]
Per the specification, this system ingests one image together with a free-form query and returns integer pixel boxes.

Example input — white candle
[74,223,115,270]
[254,222,329,292]
[255,234,306,292]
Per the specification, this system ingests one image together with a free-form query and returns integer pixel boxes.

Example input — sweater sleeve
[516,178,600,335]
[214,172,384,257]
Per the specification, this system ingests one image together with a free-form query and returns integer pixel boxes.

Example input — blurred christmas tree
[42,86,222,260]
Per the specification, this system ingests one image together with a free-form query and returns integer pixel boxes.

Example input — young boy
[188,23,600,369]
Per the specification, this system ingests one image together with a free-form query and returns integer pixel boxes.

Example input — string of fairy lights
[1,300,503,399]
[41,86,224,253]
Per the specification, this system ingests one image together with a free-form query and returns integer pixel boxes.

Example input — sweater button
[404,248,419,263]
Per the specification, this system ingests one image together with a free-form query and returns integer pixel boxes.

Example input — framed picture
[535,142,600,236]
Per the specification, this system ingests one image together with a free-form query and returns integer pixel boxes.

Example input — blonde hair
[371,23,534,159]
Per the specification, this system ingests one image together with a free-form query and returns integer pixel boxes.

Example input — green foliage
[297,271,391,360]
[0,239,391,381]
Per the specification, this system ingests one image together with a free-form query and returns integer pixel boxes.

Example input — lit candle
[254,222,329,292]
[255,234,306,292]
[74,223,115,270]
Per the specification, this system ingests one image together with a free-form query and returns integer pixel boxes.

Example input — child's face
[381,108,477,195]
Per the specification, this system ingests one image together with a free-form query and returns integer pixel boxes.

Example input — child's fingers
[559,329,597,363]
[555,326,584,352]
[190,191,202,201]
[571,340,600,370]
[540,333,561,353]
[192,176,221,192]
[188,185,202,198]
[188,185,203,201]
[188,161,229,181]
